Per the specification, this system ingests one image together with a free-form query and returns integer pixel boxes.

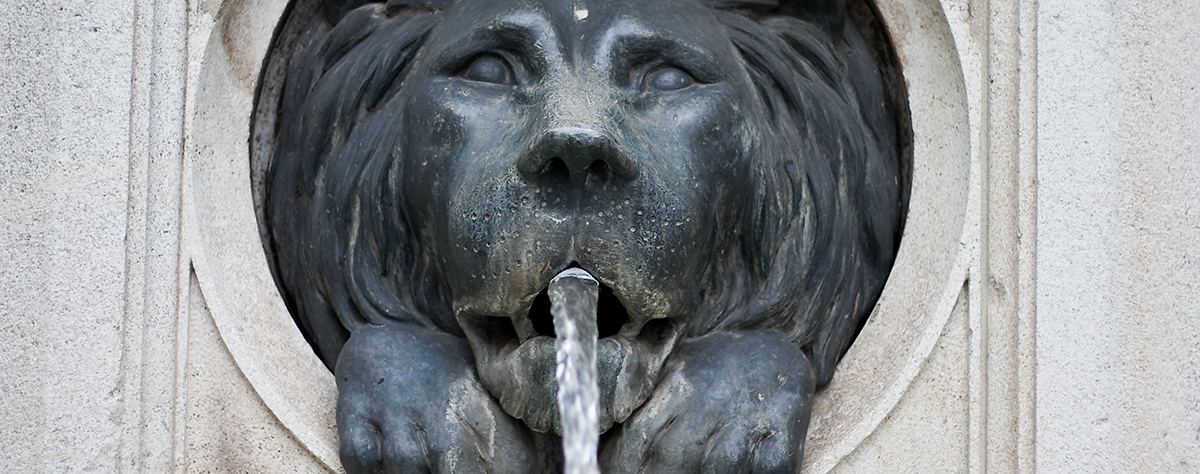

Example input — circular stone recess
[187,0,971,471]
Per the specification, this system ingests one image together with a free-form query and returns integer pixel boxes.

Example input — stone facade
[1,0,1197,472]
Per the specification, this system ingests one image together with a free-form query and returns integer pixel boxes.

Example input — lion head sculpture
[263,0,902,471]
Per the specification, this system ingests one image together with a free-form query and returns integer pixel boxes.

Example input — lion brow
[384,0,454,13]
[706,0,779,11]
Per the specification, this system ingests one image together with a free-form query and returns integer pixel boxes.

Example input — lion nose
[518,127,639,185]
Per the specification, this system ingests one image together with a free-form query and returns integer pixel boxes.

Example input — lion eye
[645,66,694,91]
[462,55,514,85]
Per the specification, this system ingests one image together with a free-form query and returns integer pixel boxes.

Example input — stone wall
[1,0,1197,472]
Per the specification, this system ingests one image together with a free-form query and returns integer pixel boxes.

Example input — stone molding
[178,0,1013,472]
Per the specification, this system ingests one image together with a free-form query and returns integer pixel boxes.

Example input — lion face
[269,0,902,443]
[391,0,758,432]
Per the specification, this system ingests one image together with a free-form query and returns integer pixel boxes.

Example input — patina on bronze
[263,0,903,471]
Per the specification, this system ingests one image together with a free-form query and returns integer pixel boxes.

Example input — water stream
[548,268,601,474]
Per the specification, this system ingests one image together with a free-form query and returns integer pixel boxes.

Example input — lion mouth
[499,263,631,343]
[463,262,682,434]
[523,278,630,340]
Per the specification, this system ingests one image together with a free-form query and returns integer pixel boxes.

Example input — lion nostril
[519,127,637,187]
[587,159,611,179]
[540,157,571,184]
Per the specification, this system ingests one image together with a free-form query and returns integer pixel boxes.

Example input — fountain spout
[549,268,601,474]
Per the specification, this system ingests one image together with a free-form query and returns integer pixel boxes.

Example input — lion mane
[266,0,901,388]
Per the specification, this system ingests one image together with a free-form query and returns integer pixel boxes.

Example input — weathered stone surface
[1,0,1198,472]
[1037,0,1200,471]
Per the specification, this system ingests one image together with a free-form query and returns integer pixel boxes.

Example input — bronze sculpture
[263,0,903,471]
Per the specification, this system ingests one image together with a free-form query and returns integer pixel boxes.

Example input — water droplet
[499,236,506,243]
[484,214,490,220]
[629,227,636,232]
[623,198,630,205]
[486,241,492,247]
[637,210,643,215]
[597,211,604,217]
[650,217,656,223]
[636,265,643,272]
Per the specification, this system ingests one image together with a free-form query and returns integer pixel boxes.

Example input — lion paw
[335,324,535,474]
[599,331,816,474]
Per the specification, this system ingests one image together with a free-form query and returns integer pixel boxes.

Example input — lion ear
[778,0,847,37]
[323,0,451,23]
[323,0,375,23]
[708,0,846,37]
